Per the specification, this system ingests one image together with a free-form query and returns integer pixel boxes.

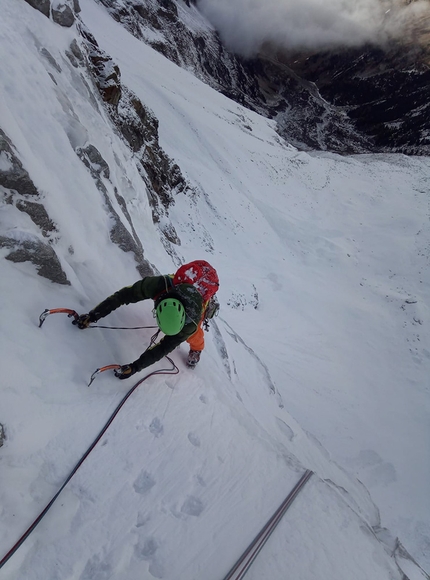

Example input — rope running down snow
[222,469,313,580]
[0,358,179,570]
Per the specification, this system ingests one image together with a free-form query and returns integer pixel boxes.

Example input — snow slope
[0,0,429,578]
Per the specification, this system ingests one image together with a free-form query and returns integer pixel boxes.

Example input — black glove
[73,313,96,329]
[114,364,136,380]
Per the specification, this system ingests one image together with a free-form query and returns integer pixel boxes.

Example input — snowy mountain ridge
[1,0,430,579]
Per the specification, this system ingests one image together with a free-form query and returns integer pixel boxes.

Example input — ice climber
[74,261,219,378]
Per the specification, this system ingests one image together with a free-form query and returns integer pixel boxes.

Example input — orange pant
[187,319,204,351]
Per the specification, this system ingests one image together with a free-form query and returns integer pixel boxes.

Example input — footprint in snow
[181,495,204,517]
[135,536,158,560]
[195,474,206,487]
[79,554,112,580]
[199,394,208,404]
[133,470,156,495]
[134,537,164,579]
[187,432,201,447]
[136,511,151,528]
[275,417,295,441]
[149,417,164,437]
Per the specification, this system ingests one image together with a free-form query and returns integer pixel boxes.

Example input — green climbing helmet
[156,297,186,335]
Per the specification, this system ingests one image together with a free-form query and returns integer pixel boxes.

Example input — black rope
[0,355,178,570]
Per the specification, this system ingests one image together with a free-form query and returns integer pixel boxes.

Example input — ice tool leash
[39,307,158,330]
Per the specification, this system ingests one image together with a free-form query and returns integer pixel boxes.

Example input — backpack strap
[153,275,175,305]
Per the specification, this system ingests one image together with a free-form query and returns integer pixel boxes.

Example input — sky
[197,0,430,55]
[0,0,430,578]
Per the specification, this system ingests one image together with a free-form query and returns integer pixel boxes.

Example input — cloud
[197,0,430,55]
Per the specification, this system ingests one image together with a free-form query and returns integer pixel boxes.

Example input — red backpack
[173,260,219,302]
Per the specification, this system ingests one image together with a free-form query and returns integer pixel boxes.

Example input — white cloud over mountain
[197,0,430,54]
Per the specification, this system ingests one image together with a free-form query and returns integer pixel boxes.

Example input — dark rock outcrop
[51,1,76,27]
[23,0,80,27]
[86,46,122,105]
[0,235,70,285]
[0,130,39,196]
[23,0,50,18]
[15,200,57,238]
[0,129,69,284]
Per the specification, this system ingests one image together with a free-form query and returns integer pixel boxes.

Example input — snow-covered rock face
[0,130,40,197]
[20,0,430,153]
[95,0,430,155]
[0,129,70,284]
[0,3,192,284]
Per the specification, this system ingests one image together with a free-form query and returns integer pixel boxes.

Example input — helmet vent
[155,297,186,335]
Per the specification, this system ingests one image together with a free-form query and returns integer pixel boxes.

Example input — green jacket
[90,275,204,371]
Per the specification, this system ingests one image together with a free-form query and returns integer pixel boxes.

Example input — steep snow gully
[0,0,429,579]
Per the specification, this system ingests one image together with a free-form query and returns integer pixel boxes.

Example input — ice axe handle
[38,308,79,328]
[88,365,121,387]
